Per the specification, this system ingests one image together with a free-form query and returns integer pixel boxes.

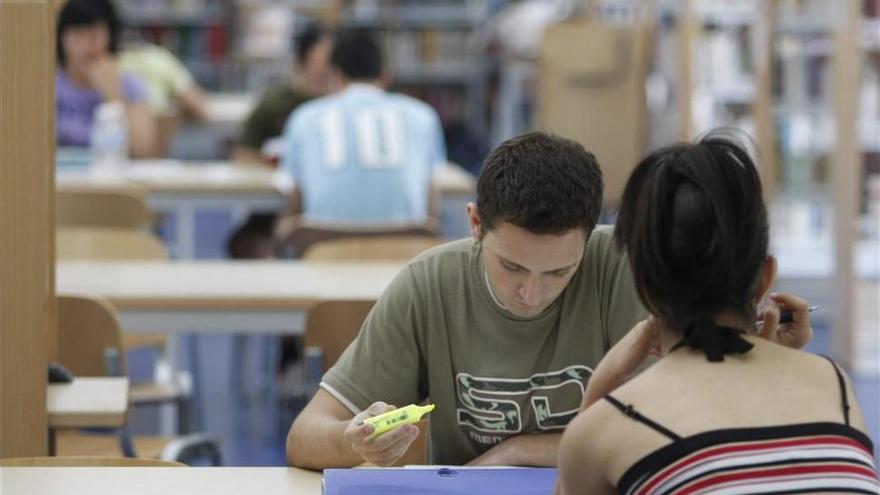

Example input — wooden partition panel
[0,0,55,456]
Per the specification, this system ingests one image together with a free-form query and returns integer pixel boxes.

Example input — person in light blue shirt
[281,29,446,223]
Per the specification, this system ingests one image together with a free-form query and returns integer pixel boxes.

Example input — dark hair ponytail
[615,132,769,341]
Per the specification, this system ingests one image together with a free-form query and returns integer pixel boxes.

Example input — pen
[775,305,819,325]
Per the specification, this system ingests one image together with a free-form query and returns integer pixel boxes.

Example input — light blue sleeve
[281,110,303,180]
[429,110,446,169]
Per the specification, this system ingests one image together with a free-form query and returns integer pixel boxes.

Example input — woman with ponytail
[556,134,879,494]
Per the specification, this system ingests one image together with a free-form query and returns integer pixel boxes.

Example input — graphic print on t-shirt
[455,365,592,445]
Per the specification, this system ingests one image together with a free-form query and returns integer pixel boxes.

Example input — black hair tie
[671,317,753,362]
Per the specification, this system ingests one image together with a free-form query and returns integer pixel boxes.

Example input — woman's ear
[755,256,778,303]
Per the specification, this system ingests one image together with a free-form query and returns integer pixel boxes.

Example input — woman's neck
[64,66,91,89]
[659,311,753,355]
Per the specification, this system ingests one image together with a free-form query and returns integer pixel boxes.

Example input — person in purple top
[56,0,159,158]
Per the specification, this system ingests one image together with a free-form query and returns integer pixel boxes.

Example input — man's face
[478,220,587,318]
[299,38,333,96]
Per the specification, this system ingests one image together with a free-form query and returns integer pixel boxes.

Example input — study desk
[0,467,323,495]
[56,261,403,334]
[57,161,476,257]
[47,377,129,428]
[57,260,402,434]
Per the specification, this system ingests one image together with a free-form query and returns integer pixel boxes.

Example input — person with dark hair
[232,21,334,166]
[56,0,159,157]
[285,131,644,468]
[228,22,334,259]
[556,135,878,494]
[278,28,445,223]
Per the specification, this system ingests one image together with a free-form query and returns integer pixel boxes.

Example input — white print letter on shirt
[318,107,405,170]
[318,109,345,170]
[455,365,593,434]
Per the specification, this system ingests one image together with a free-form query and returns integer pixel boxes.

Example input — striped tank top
[610,357,879,494]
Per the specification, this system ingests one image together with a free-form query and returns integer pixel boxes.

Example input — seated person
[287,132,640,468]
[227,21,333,259]
[556,135,879,493]
[280,28,446,224]
[233,22,333,166]
[119,43,209,121]
[56,0,159,158]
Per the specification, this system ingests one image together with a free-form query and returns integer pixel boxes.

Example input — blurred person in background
[226,21,334,260]
[120,43,209,121]
[278,28,445,223]
[233,22,334,167]
[56,0,159,158]
[120,42,209,156]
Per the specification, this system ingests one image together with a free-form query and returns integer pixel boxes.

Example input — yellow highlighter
[364,403,435,439]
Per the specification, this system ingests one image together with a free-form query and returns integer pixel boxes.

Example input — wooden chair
[303,300,428,465]
[55,294,221,465]
[303,236,443,262]
[274,215,441,259]
[0,456,184,467]
[56,227,180,398]
[56,228,168,261]
[56,189,155,230]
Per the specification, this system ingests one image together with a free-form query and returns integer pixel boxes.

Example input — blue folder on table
[323,467,558,495]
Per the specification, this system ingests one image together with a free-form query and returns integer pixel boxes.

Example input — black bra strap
[820,355,851,426]
[604,395,682,441]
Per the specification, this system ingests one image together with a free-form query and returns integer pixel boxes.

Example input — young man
[287,131,643,467]
[280,29,446,223]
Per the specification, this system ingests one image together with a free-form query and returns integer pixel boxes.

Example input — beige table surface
[56,260,402,310]
[56,260,403,334]
[56,161,474,196]
[0,467,323,495]
[47,378,129,428]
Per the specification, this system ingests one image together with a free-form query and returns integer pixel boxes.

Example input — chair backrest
[304,299,429,465]
[275,215,441,258]
[0,456,184,467]
[56,294,127,378]
[57,228,169,261]
[304,300,375,372]
[56,189,154,229]
[303,236,443,262]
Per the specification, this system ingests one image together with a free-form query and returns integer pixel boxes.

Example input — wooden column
[0,0,55,456]
[677,0,697,140]
[753,1,779,198]
[830,0,861,369]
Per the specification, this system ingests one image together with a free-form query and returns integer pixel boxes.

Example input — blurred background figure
[279,28,446,224]
[226,22,334,260]
[120,42,210,155]
[56,0,159,158]
[233,22,334,167]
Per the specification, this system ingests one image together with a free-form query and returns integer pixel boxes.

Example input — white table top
[56,161,475,197]
[47,378,129,428]
[0,467,323,495]
[56,261,403,310]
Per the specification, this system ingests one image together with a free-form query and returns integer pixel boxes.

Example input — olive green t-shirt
[321,226,646,465]
[238,85,311,150]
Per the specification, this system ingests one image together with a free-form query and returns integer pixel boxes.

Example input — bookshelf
[340,0,492,153]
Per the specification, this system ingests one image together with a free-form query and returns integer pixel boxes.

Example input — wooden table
[56,260,402,334]
[0,467,323,495]
[47,378,129,428]
[57,161,476,258]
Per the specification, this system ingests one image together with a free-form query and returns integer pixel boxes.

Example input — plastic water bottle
[90,101,128,173]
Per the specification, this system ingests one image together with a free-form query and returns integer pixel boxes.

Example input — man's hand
[87,56,124,102]
[757,292,814,349]
[466,434,561,467]
[343,402,420,467]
